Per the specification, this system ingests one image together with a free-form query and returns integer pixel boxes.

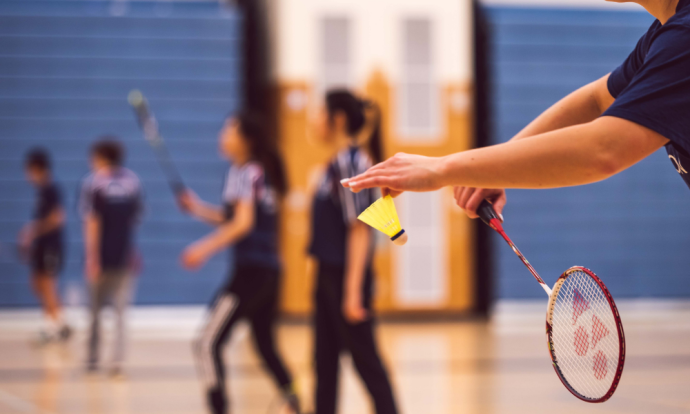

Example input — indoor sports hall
[1,0,689,413]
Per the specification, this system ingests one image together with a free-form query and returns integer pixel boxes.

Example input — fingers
[465,190,487,219]
[382,188,404,198]
[491,191,507,218]
[348,176,398,193]
[456,187,476,216]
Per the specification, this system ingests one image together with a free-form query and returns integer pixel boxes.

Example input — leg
[314,285,342,414]
[111,271,133,368]
[87,275,107,368]
[248,275,292,389]
[346,320,398,414]
[39,275,61,322]
[193,291,243,414]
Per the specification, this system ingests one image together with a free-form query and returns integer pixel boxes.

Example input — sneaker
[284,391,301,414]
[58,325,73,341]
[32,330,55,346]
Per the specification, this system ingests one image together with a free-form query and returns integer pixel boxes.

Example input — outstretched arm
[180,200,254,269]
[177,189,224,225]
[343,116,668,192]
[446,74,616,218]
[511,73,615,142]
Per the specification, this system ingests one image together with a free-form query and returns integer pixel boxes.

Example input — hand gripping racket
[128,90,186,195]
[477,200,625,403]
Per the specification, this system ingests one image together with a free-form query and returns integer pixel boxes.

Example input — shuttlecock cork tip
[392,231,408,246]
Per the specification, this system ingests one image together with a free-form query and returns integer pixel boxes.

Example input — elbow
[593,153,621,179]
[591,142,625,180]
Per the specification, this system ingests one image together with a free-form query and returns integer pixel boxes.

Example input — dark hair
[326,89,383,164]
[91,137,124,166]
[25,148,51,171]
[235,111,288,197]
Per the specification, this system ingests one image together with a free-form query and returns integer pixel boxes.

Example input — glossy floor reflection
[0,301,689,414]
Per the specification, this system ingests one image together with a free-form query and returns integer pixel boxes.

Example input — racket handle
[477,200,500,226]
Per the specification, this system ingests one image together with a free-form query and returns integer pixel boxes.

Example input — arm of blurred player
[343,222,371,323]
[344,116,668,192]
[177,189,224,225]
[453,74,616,218]
[180,200,254,270]
[84,213,101,283]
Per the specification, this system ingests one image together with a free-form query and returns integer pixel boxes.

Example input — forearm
[191,201,224,225]
[84,215,100,263]
[192,221,250,257]
[344,223,370,297]
[438,117,667,189]
[34,209,65,236]
[512,74,613,141]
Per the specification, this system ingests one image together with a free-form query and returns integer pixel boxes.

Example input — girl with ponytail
[177,111,300,414]
[307,89,399,414]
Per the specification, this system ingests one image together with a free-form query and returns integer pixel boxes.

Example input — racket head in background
[546,266,625,403]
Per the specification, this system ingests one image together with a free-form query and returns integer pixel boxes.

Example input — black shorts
[30,243,63,275]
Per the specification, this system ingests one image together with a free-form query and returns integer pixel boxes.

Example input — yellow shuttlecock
[357,195,408,246]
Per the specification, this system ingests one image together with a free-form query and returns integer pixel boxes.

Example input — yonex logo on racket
[570,287,612,382]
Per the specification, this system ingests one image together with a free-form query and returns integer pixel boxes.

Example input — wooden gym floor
[0,300,689,414]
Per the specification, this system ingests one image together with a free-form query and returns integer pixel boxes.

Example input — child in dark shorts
[20,148,71,343]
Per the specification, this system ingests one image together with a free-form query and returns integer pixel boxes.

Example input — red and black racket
[478,200,625,403]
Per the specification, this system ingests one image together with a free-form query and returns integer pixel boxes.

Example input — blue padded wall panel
[0,0,242,306]
[485,6,690,299]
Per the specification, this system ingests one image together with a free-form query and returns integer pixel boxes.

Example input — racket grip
[477,200,500,226]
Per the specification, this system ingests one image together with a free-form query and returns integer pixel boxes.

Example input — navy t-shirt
[79,167,143,270]
[603,0,690,189]
[33,182,63,249]
[223,162,280,270]
[309,146,376,266]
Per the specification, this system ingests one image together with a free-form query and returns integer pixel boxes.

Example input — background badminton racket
[477,200,625,403]
[128,90,185,195]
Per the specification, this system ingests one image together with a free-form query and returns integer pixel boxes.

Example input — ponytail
[235,111,288,197]
[362,100,383,164]
[326,89,384,164]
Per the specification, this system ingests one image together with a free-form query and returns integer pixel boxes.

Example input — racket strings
[550,270,620,399]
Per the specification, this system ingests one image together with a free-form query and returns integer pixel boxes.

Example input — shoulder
[651,21,690,49]
[243,161,264,180]
[80,172,97,190]
[117,167,142,189]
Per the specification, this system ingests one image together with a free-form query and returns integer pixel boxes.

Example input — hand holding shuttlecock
[357,195,408,246]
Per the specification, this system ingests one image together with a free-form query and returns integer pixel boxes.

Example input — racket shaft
[492,220,552,296]
[477,200,552,296]
[151,142,185,194]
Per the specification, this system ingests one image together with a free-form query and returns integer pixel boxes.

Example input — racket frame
[545,266,626,403]
[477,200,626,403]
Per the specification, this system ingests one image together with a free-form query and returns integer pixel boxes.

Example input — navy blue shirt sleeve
[607,28,653,99]
[604,25,690,154]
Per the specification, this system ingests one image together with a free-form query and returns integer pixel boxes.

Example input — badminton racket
[128,90,186,195]
[477,200,625,403]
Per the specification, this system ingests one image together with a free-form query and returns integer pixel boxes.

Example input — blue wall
[0,0,243,306]
[486,6,690,299]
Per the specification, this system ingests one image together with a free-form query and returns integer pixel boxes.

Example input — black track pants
[314,263,398,414]
[194,265,293,414]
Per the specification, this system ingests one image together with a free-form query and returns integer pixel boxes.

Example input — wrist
[435,155,456,188]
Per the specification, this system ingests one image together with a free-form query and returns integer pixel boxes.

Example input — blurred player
[20,148,71,344]
[343,0,690,214]
[178,111,300,414]
[79,138,143,376]
[308,90,399,414]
